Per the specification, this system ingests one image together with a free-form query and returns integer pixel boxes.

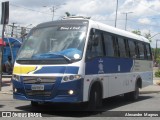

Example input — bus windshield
[17,25,87,64]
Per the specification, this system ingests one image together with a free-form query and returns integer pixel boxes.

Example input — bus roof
[35,17,150,43]
[88,19,150,43]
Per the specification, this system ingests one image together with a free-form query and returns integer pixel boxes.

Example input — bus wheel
[31,101,39,107]
[124,83,139,101]
[88,85,102,110]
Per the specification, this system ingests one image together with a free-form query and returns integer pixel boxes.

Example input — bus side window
[117,37,127,58]
[103,33,114,57]
[137,42,145,59]
[113,36,119,57]
[128,40,136,58]
[86,29,104,59]
[124,39,130,58]
[145,44,152,60]
[135,42,140,59]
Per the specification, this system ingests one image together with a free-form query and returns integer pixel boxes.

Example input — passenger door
[85,29,109,99]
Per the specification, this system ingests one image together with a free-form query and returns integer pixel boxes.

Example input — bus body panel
[12,61,85,103]
[83,57,152,102]
[12,18,153,104]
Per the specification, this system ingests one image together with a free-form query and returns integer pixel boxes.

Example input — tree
[144,32,152,42]
[132,30,152,43]
[65,12,71,17]
[132,30,141,35]
[65,12,75,17]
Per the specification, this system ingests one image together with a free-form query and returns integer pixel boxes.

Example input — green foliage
[65,12,75,17]
[132,30,152,43]
[156,56,160,64]
[144,32,152,42]
[152,48,160,62]
[132,30,141,35]
[65,12,71,17]
[155,70,160,77]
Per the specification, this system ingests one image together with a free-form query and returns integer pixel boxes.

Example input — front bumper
[12,78,84,103]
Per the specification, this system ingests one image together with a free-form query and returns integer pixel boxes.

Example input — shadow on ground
[15,95,153,117]
[0,105,5,108]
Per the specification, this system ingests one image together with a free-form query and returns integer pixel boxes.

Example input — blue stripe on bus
[65,66,79,74]
[85,57,133,75]
[34,66,79,74]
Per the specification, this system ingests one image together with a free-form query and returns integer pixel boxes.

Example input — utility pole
[0,1,9,91]
[43,5,59,21]
[51,6,55,21]
[11,22,16,37]
[21,24,32,42]
[21,27,26,42]
[122,12,133,30]
[44,3,65,21]
[115,0,118,27]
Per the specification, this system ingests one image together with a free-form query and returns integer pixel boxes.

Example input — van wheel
[124,83,139,101]
[31,101,39,107]
[88,85,102,110]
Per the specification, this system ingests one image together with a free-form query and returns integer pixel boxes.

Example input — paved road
[0,93,160,118]
[1,77,160,119]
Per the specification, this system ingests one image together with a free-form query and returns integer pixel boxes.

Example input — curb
[2,81,11,84]
[140,91,160,94]
[0,91,12,95]
[2,75,12,78]
[154,80,160,86]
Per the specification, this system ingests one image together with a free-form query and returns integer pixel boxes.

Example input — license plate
[31,85,44,91]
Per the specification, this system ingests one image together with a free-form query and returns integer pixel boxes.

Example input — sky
[0,0,160,48]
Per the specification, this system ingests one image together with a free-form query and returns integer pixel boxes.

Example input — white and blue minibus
[12,16,153,109]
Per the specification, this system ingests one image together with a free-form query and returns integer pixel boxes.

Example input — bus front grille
[26,90,52,97]
[23,76,56,84]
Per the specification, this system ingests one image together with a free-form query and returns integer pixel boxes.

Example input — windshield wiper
[48,53,72,63]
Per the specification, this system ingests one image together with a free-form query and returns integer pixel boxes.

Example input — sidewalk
[0,77,160,95]
[139,84,160,94]
[0,77,12,94]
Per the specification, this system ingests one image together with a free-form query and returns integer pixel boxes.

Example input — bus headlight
[68,90,74,95]
[62,75,82,82]
[12,75,20,82]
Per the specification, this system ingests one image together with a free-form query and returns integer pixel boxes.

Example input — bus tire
[124,82,139,101]
[31,101,39,107]
[88,84,102,110]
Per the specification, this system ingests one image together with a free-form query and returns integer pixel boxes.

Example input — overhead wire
[9,1,160,29]
[10,3,62,17]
